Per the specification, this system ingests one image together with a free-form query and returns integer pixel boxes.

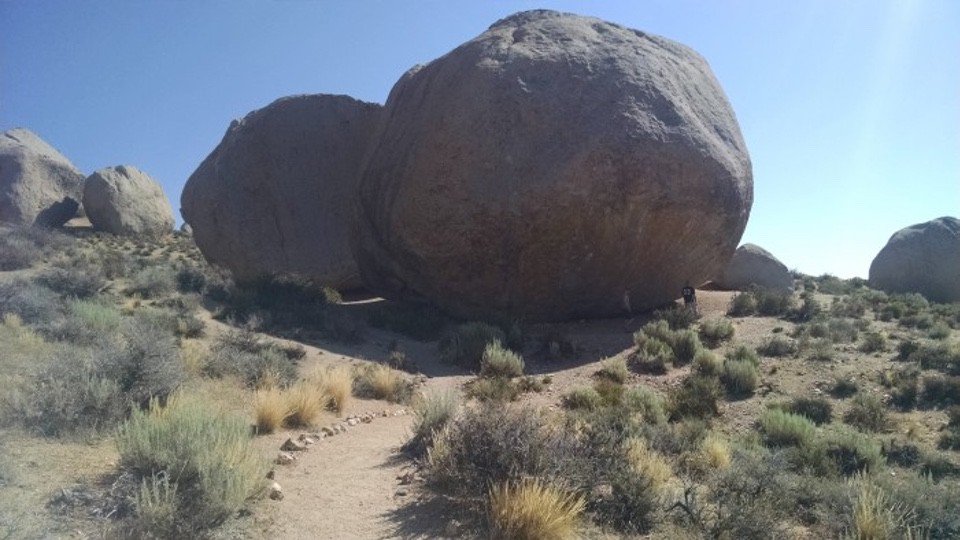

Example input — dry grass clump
[845,476,923,540]
[354,364,412,403]
[624,437,672,490]
[254,386,290,434]
[283,381,324,427]
[488,479,585,540]
[699,433,732,470]
[1,313,45,352]
[306,365,352,413]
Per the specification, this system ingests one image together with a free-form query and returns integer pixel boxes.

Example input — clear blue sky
[2,1,957,278]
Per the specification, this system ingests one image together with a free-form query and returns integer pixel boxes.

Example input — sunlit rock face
[353,10,753,321]
[0,128,84,227]
[869,217,960,303]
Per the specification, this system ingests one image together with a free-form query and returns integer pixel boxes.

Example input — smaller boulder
[717,243,793,291]
[83,165,174,238]
[268,481,284,501]
[869,217,960,303]
[0,128,84,226]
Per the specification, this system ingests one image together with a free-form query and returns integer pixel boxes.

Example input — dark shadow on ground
[382,492,477,540]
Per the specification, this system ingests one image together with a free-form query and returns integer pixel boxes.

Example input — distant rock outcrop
[0,128,84,226]
[83,166,174,238]
[181,94,381,290]
[353,10,753,321]
[869,217,960,303]
[717,243,793,291]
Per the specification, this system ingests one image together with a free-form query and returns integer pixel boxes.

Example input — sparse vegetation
[439,321,506,369]
[760,409,815,447]
[698,317,735,348]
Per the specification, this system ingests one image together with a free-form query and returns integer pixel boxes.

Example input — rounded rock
[0,128,83,226]
[354,10,752,321]
[83,165,175,238]
[716,243,792,291]
[869,216,960,303]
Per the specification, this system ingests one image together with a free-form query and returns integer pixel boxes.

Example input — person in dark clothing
[682,281,698,315]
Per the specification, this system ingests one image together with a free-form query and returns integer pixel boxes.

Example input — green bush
[217,275,330,327]
[698,317,735,348]
[116,398,267,536]
[831,377,859,399]
[754,287,795,316]
[820,430,883,476]
[761,409,815,447]
[632,337,673,374]
[727,292,757,316]
[404,390,458,457]
[595,358,629,384]
[692,349,723,377]
[467,376,520,403]
[439,322,506,369]
[920,375,960,408]
[897,339,920,361]
[843,394,888,432]
[593,380,625,406]
[0,282,63,325]
[563,387,603,411]
[671,329,703,366]
[668,375,722,421]
[785,396,833,425]
[826,317,859,343]
[206,328,298,387]
[858,331,888,353]
[758,335,797,357]
[808,338,835,362]
[654,305,698,330]
[0,229,42,270]
[909,341,960,372]
[36,267,106,299]
[722,359,759,397]
[726,344,759,367]
[633,319,675,348]
[128,266,177,299]
[480,340,524,378]
[929,322,952,340]
[788,292,822,322]
[623,386,667,425]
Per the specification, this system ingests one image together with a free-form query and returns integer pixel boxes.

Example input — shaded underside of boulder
[353,10,753,322]
[0,128,84,227]
[869,216,960,303]
[181,94,381,291]
[716,243,793,291]
[83,165,175,238]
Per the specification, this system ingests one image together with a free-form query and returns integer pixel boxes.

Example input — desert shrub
[253,386,288,435]
[426,404,584,501]
[760,409,815,447]
[909,341,960,372]
[353,364,412,403]
[595,358,629,384]
[785,396,833,425]
[787,291,823,322]
[880,473,960,539]
[44,298,122,344]
[920,375,960,408]
[539,327,577,360]
[480,340,524,379]
[859,331,888,353]
[727,292,757,316]
[698,317,735,348]
[654,305,698,330]
[795,430,883,477]
[668,375,722,421]
[814,274,864,296]
[758,335,797,357]
[928,322,952,340]
[844,394,888,432]
[439,322,506,369]
[593,380,625,406]
[0,230,42,270]
[563,387,603,411]
[367,300,449,341]
[128,266,176,299]
[888,367,920,410]
[98,315,184,409]
[830,295,868,319]
[726,344,759,366]
[754,287,794,316]
[306,365,352,413]
[671,329,703,366]
[115,397,267,536]
[404,390,458,457]
[633,319,675,348]
[488,479,585,540]
[36,267,106,299]
[467,376,520,403]
[808,338,836,362]
[846,477,923,540]
[624,386,667,425]
[827,317,859,343]
[832,377,859,399]
[881,440,921,468]
[218,275,330,327]
[206,327,298,388]
[692,349,723,377]
[0,282,63,325]
[631,337,673,374]
[721,358,758,397]
[899,312,936,330]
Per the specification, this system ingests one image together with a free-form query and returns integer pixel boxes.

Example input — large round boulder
[869,217,960,303]
[182,94,381,290]
[354,10,753,321]
[716,243,793,291]
[83,165,175,238]
[0,128,84,226]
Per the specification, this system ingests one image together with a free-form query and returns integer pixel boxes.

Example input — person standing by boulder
[682,282,698,315]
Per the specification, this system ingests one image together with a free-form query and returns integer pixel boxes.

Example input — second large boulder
[181,94,381,290]
[0,128,84,226]
[84,165,175,238]
[716,243,793,291]
[869,217,960,303]
[354,10,753,321]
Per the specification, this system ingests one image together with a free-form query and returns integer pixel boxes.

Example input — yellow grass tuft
[1,313,44,352]
[488,479,585,540]
[624,437,672,491]
[358,364,409,402]
[306,365,352,413]
[700,433,732,470]
[254,386,290,435]
[179,340,209,377]
[283,381,324,428]
[847,475,923,540]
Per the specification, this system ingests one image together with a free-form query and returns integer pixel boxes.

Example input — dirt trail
[256,414,429,540]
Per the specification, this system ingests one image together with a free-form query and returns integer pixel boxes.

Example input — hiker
[681,281,698,315]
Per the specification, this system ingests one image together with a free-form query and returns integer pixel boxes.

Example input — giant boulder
[0,128,84,226]
[83,165,175,238]
[869,217,960,303]
[354,10,753,321]
[182,94,381,290]
[717,243,792,291]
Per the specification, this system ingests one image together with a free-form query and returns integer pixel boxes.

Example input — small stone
[339,423,349,432]
[265,470,275,480]
[321,426,335,437]
[298,434,318,445]
[347,418,360,426]
[361,415,373,424]
[269,481,284,501]
[275,452,297,465]
[396,488,408,497]
[280,438,307,452]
